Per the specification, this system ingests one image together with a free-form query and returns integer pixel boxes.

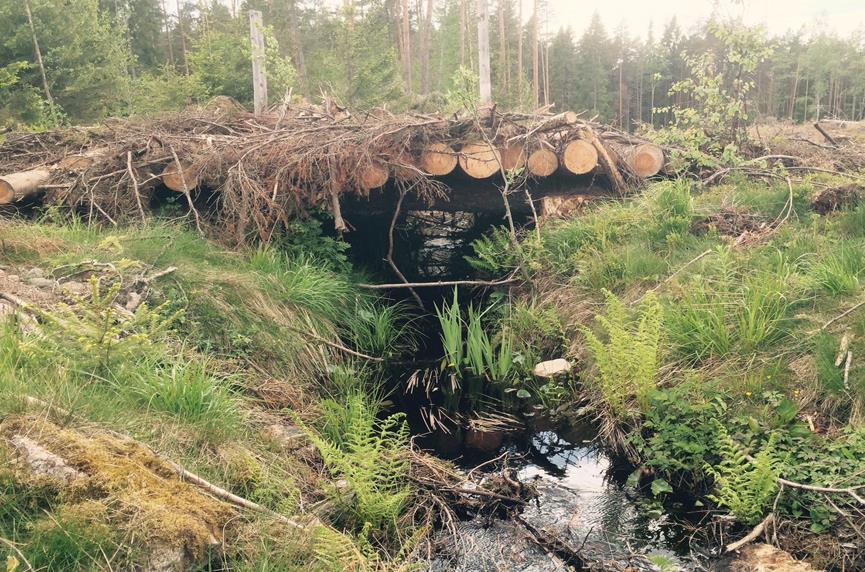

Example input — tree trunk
[421,0,433,93]
[499,144,526,171]
[358,162,389,190]
[517,0,523,92]
[23,0,53,106]
[609,142,665,178]
[532,0,539,108]
[178,2,190,75]
[460,0,466,68]
[161,162,199,193]
[498,0,509,96]
[401,0,412,93]
[476,0,491,104]
[287,0,310,96]
[160,0,175,66]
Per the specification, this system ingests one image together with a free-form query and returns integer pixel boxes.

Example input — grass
[810,241,865,296]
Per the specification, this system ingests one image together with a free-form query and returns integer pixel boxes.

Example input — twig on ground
[726,514,774,553]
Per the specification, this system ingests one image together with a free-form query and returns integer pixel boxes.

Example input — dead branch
[726,514,774,553]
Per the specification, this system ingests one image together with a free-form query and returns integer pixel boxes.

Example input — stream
[342,203,706,571]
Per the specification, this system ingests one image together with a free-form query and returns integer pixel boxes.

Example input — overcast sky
[533,0,865,39]
[191,1,865,40]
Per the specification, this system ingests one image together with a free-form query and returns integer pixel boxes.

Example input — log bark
[160,162,200,193]
[0,168,51,204]
[358,162,389,190]
[561,139,598,175]
[499,144,527,171]
[459,141,501,179]
[527,148,558,177]
[420,142,458,176]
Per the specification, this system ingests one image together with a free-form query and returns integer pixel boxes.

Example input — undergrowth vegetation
[468,173,865,567]
[0,216,424,570]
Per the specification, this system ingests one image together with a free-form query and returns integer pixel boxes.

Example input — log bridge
[0,105,667,239]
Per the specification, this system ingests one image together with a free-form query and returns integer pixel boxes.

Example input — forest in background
[1,0,865,131]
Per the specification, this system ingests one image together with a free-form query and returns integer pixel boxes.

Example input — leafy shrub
[582,290,662,418]
[705,425,783,525]
[270,214,351,273]
[638,383,727,486]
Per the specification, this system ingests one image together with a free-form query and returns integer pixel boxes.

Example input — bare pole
[23,0,53,106]
[477,0,492,104]
[532,0,539,108]
[249,10,268,116]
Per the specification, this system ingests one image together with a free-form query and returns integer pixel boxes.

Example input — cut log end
[459,142,501,179]
[420,143,458,176]
[359,163,389,190]
[500,144,527,172]
[161,163,199,193]
[0,180,13,204]
[527,148,558,177]
[562,140,598,175]
[628,144,665,178]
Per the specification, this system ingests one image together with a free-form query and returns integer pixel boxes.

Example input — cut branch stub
[420,142,458,176]
[0,167,52,204]
[160,162,200,193]
[459,142,501,179]
[500,144,527,172]
[562,139,598,175]
[527,148,558,177]
[359,162,389,190]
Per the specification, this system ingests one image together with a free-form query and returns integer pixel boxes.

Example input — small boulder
[25,267,45,279]
[9,434,83,482]
[26,277,55,289]
[533,359,572,378]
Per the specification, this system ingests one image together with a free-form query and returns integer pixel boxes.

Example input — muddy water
[433,427,696,571]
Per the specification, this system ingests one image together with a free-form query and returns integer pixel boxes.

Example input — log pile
[0,101,666,242]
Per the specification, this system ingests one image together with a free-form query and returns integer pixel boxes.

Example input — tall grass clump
[436,289,464,374]
[114,358,241,436]
[582,290,662,418]
[737,270,794,352]
[649,179,693,242]
[810,242,865,296]
[838,205,865,238]
[349,299,418,359]
[665,285,732,362]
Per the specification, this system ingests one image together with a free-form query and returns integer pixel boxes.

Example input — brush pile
[0,100,665,243]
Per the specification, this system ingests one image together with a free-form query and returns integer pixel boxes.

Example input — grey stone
[26,277,55,289]
[533,358,572,378]
[25,267,45,279]
[10,435,83,482]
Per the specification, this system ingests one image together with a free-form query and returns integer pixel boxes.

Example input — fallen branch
[725,513,774,553]
[820,299,865,331]
[282,323,384,362]
[359,276,518,290]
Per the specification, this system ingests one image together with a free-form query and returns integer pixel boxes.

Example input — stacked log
[0,105,673,238]
[527,148,558,177]
[561,140,598,175]
[420,143,458,176]
[459,142,501,179]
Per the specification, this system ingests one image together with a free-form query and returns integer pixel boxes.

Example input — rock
[26,277,55,289]
[715,543,816,571]
[262,423,308,452]
[25,267,45,279]
[9,434,84,482]
[7,274,19,282]
[533,359,572,378]
[125,291,142,312]
[62,281,88,296]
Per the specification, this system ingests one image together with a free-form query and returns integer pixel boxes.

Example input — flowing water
[342,204,705,570]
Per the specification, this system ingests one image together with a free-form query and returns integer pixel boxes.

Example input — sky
[534,0,865,39]
[183,1,865,40]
